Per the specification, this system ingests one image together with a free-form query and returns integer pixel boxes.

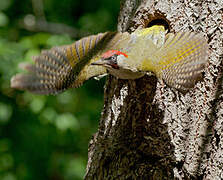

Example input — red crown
[102,50,128,59]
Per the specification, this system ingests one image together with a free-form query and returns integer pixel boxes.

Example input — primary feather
[151,32,208,91]
[11,32,129,94]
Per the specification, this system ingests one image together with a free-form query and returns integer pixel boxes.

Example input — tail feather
[154,32,209,92]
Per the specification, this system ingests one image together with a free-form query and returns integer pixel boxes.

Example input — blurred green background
[0,0,119,179]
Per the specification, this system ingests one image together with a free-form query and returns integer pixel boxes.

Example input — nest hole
[147,18,170,32]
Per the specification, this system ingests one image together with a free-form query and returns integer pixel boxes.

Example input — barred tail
[154,32,209,92]
[10,32,119,94]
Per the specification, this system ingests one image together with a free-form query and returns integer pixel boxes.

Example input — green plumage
[11,32,128,94]
[11,25,209,94]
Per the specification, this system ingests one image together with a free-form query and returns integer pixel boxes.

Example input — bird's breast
[107,67,144,79]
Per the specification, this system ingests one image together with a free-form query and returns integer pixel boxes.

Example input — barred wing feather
[153,32,209,92]
[11,32,128,94]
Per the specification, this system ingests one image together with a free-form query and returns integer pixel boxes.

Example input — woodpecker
[11,25,209,94]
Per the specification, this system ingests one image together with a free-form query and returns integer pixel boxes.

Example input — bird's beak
[91,59,107,66]
[91,59,119,69]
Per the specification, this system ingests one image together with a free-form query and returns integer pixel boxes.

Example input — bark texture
[85,0,223,179]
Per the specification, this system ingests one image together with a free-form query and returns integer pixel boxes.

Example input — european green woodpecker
[11,25,209,94]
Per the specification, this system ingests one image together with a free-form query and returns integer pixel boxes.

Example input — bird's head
[91,50,128,69]
[91,50,144,79]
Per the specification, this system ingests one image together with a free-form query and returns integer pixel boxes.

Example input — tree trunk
[85,0,223,179]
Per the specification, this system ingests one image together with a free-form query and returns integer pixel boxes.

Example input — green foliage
[0,0,119,179]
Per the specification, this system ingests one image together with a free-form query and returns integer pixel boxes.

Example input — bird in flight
[11,25,209,94]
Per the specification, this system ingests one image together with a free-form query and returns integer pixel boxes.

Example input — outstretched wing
[11,31,129,94]
[143,31,209,92]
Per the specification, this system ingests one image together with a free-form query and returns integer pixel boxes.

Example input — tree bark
[85,0,223,179]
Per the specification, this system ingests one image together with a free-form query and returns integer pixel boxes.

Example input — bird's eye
[111,55,116,61]
[111,56,116,61]
[104,54,118,63]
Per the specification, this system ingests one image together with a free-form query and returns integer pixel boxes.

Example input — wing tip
[10,74,24,89]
